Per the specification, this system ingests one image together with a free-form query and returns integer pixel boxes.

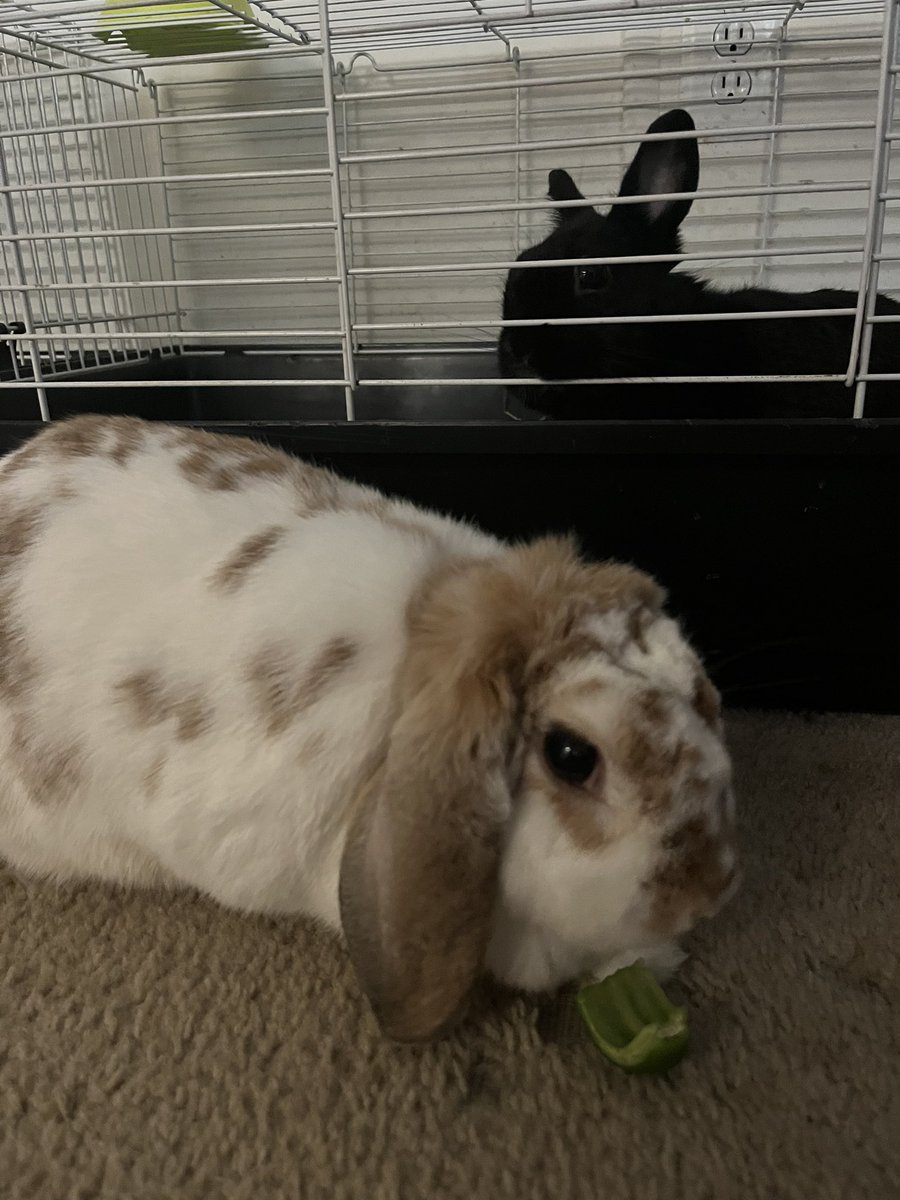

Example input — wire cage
[2,1,900,713]
[1,0,898,423]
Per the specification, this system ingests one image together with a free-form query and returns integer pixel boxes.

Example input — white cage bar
[1,0,898,420]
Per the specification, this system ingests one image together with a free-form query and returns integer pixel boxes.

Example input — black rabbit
[498,108,900,418]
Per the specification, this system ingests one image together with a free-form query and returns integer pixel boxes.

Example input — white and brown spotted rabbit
[0,416,737,1040]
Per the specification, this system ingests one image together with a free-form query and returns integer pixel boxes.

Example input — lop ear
[611,108,699,241]
[339,562,521,1042]
[548,168,593,223]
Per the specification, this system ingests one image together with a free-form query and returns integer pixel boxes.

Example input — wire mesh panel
[0,0,898,422]
[0,23,183,417]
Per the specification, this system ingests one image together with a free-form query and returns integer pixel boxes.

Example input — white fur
[485,644,732,993]
[0,418,735,1006]
[0,423,492,919]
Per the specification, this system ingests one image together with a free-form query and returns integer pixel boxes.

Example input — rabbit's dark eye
[574,264,612,294]
[543,726,601,786]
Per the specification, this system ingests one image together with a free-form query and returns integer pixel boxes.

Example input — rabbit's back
[506,283,900,419]
[0,417,489,913]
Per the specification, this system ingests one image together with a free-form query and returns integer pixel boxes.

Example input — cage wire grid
[0,0,898,421]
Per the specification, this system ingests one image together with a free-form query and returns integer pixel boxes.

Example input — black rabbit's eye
[574,264,611,293]
[543,727,600,785]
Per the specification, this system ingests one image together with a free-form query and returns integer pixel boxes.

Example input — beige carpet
[0,711,897,1200]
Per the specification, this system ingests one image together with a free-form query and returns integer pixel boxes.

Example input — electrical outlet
[713,20,754,56]
[678,17,775,130]
[711,69,753,104]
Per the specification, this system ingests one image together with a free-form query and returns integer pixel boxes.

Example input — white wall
[148,6,899,347]
[3,5,898,355]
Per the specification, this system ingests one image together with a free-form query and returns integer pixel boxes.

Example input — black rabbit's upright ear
[613,109,699,238]
[548,168,590,223]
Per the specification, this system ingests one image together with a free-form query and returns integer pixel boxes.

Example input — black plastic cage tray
[1,349,898,714]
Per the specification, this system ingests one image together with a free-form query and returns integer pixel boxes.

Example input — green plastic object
[94,1,262,58]
[576,961,689,1075]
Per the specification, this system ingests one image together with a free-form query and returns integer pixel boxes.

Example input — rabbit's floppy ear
[339,557,525,1042]
[548,167,592,223]
[612,108,699,239]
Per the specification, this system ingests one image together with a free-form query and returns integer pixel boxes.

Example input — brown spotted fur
[340,536,676,1038]
[211,525,286,593]
[115,670,213,742]
[692,673,722,728]
[9,722,84,803]
[0,417,734,1041]
[247,637,359,737]
[651,816,734,933]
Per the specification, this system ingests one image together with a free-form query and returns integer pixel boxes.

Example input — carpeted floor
[0,711,897,1200]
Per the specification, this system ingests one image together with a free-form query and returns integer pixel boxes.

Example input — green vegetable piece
[576,961,689,1075]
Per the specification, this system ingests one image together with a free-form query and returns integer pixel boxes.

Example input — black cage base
[1,352,898,713]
